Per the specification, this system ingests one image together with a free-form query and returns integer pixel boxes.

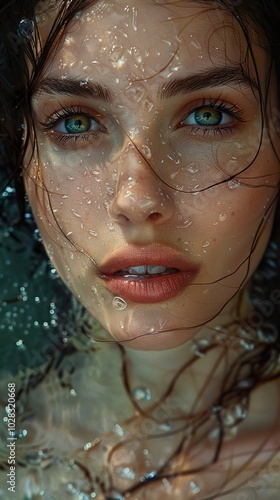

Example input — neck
[122,290,253,411]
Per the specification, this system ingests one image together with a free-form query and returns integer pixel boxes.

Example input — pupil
[196,109,221,126]
[65,115,90,133]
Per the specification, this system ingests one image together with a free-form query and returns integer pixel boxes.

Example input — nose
[108,145,175,225]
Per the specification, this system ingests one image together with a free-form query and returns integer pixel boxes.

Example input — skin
[25,0,280,352]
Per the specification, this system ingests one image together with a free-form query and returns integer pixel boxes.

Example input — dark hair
[1,1,280,497]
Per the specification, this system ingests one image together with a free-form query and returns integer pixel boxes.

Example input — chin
[104,311,201,351]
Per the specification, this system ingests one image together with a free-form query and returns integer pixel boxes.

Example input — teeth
[125,265,167,275]
[128,265,147,275]
[147,265,167,275]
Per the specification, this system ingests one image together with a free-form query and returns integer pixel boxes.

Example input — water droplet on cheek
[107,222,115,231]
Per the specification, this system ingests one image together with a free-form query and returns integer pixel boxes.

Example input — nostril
[149,212,161,221]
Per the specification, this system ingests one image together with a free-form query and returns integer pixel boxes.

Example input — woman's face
[25,0,280,350]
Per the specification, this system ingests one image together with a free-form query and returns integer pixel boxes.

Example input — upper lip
[98,243,199,275]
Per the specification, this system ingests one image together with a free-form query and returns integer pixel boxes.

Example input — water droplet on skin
[112,425,124,438]
[158,421,172,431]
[116,466,136,481]
[133,386,151,401]
[109,44,125,63]
[88,230,98,237]
[202,241,210,248]
[125,83,146,103]
[141,96,154,112]
[107,222,115,231]
[189,479,201,495]
[186,163,198,174]
[177,218,193,229]
[219,212,227,221]
[132,6,138,32]
[91,286,98,294]
[140,145,152,159]
[228,179,240,190]
[112,297,127,310]
[71,209,82,218]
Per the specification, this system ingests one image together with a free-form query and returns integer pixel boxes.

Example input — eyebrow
[159,66,259,99]
[34,66,258,104]
[34,78,113,103]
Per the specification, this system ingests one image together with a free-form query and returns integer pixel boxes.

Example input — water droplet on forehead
[125,83,146,103]
[109,44,125,63]
[112,297,127,310]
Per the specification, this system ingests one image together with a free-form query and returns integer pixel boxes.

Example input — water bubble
[112,297,127,310]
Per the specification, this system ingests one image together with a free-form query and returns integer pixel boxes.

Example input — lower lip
[100,270,198,304]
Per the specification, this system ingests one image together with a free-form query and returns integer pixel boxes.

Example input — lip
[98,244,200,304]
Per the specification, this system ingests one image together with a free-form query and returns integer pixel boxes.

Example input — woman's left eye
[182,107,232,127]
[54,114,101,134]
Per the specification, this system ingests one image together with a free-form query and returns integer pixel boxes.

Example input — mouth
[115,265,179,278]
[99,245,199,304]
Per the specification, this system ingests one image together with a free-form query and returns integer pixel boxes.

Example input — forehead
[39,0,249,82]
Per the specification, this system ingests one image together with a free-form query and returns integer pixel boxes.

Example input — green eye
[182,105,233,128]
[64,115,92,134]
[194,108,222,126]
